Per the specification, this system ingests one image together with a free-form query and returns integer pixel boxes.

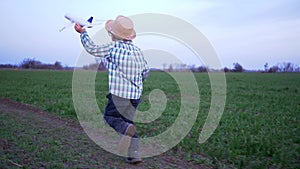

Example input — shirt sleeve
[142,57,150,81]
[80,31,113,57]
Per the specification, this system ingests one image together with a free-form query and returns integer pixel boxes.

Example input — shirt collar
[116,40,132,44]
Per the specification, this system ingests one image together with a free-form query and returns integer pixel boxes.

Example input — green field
[0,70,299,168]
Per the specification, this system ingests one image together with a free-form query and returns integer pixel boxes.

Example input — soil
[0,98,212,169]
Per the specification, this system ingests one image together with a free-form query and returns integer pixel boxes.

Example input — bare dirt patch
[0,98,212,169]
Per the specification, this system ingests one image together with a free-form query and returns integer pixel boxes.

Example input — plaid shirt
[80,31,149,99]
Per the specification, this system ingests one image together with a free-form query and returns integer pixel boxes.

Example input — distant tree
[180,64,187,71]
[264,63,268,72]
[268,65,279,73]
[197,66,208,72]
[283,62,294,72]
[83,63,98,70]
[20,58,66,70]
[20,58,42,69]
[54,61,63,70]
[82,62,107,71]
[162,63,168,70]
[0,64,17,69]
[189,64,197,72]
[173,63,180,71]
[232,63,244,72]
[223,67,230,72]
[277,62,295,72]
[98,61,106,71]
[168,64,173,72]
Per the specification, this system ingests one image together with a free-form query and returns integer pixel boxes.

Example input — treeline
[82,62,106,71]
[162,62,300,73]
[1,58,299,73]
[0,58,70,70]
[263,62,299,73]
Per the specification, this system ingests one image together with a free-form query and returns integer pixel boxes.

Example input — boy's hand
[74,23,85,34]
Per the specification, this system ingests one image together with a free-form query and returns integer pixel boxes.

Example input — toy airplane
[59,13,104,32]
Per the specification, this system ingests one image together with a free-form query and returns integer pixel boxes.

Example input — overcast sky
[1,0,299,70]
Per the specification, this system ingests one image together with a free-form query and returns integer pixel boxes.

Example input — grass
[0,70,299,168]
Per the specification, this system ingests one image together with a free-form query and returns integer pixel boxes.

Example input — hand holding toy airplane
[59,13,104,32]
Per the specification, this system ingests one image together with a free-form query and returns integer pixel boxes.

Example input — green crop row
[0,70,299,168]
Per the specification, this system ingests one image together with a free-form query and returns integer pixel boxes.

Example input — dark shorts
[104,93,140,137]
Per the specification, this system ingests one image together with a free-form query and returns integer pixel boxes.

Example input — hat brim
[105,19,136,40]
[105,20,113,32]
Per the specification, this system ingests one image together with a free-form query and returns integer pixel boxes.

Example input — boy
[74,15,149,164]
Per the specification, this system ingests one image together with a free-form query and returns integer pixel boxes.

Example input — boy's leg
[126,98,141,163]
[127,138,141,162]
[117,124,136,154]
[104,94,133,135]
[111,95,141,156]
[103,94,141,158]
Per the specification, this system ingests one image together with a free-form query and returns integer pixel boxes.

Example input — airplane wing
[59,22,73,32]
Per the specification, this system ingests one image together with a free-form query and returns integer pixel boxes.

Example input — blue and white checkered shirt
[80,31,149,99]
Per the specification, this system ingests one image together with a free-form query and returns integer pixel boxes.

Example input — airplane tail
[87,17,93,23]
[86,17,93,28]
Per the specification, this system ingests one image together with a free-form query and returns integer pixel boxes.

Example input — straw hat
[105,15,136,40]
